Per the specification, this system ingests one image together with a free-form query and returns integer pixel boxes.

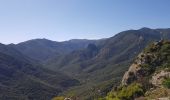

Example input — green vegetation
[162,78,170,88]
[145,87,170,99]
[106,83,143,100]
[63,79,118,100]
[0,50,79,100]
[160,42,170,52]
[52,96,65,100]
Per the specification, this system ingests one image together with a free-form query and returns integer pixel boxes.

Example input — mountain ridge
[46,28,170,99]
[1,27,170,99]
[12,38,97,62]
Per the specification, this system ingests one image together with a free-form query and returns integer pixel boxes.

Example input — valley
[0,28,170,100]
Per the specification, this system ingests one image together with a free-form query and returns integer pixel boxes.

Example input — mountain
[0,44,79,100]
[46,28,170,99]
[13,39,96,62]
[0,43,32,63]
[48,28,166,71]
[106,40,170,100]
[5,27,170,100]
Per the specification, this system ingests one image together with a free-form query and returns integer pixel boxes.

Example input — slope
[0,44,79,100]
[47,28,170,99]
[106,40,170,100]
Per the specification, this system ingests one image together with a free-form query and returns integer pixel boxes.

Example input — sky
[0,0,170,44]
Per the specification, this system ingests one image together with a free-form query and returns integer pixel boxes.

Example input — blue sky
[0,0,170,44]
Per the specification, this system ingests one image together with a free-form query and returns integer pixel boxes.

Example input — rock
[151,70,170,87]
[121,52,154,85]
[158,97,170,100]
[121,40,164,86]
[64,98,72,100]
[122,64,139,85]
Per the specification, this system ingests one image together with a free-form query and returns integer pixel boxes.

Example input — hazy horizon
[1,0,170,44]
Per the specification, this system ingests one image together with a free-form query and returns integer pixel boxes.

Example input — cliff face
[121,52,159,86]
[121,41,164,86]
[106,40,170,100]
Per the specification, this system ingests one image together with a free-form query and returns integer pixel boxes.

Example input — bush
[162,78,170,88]
[52,96,65,100]
[106,83,143,100]
[161,43,170,52]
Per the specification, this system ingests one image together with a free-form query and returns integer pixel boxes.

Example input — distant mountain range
[12,39,97,62]
[1,27,170,100]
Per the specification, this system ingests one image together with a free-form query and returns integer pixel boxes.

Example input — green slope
[0,45,79,100]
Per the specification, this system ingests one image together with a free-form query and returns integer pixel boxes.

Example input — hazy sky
[0,0,170,44]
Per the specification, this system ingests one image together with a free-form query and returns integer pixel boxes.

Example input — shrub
[106,83,143,100]
[52,96,65,100]
[162,78,170,88]
[117,83,143,99]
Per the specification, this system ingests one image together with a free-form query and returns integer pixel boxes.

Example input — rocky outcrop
[121,63,139,85]
[151,70,170,87]
[121,53,155,85]
[108,40,170,100]
[122,40,164,86]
